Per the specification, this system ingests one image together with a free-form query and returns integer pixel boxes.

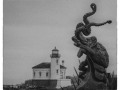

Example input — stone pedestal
[77,72,107,90]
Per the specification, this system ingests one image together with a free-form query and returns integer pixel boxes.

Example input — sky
[3,0,117,85]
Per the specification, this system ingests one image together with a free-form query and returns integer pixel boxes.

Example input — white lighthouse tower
[50,47,61,79]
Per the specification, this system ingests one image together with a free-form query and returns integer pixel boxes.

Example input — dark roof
[60,65,66,69]
[32,62,50,69]
[32,62,66,69]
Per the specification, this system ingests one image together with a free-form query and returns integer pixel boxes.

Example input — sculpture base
[77,72,107,90]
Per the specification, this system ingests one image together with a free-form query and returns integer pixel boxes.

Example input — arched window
[33,71,35,77]
[39,72,41,77]
[56,59,58,65]
[56,69,59,74]
[46,72,48,77]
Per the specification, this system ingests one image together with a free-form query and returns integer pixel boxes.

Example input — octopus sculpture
[72,3,112,90]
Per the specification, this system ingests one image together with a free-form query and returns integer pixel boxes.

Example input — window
[56,59,58,65]
[60,70,62,74]
[33,71,35,77]
[46,72,48,77]
[56,69,59,74]
[39,72,41,77]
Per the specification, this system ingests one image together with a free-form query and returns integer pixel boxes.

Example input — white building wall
[56,79,71,88]
[33,68,50,80]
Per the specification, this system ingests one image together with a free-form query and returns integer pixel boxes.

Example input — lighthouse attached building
[25,47,71,88]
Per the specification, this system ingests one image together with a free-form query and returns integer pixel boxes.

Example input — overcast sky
[3,0,117,85]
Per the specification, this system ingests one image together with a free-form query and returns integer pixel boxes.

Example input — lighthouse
[25,47,71,88]
[50,47,61,79]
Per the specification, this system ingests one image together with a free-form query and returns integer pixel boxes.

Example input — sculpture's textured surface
[72,3,112,90]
